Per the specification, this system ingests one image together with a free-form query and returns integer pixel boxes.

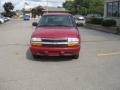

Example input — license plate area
[48,51,60,56]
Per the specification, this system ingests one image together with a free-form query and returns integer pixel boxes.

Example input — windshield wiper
[54,25,72,27]
[38,24,72,27]
[38,25,55,27]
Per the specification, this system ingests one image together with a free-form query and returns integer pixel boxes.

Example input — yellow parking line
[97,52,120,57]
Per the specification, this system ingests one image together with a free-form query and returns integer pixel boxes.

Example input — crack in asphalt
[81,39,120,43]
[0,43,30,48]
[0,78,36,83]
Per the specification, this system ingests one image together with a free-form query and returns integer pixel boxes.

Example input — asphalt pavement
[0,19,120,90]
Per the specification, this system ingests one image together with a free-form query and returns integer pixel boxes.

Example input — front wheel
[73,55,79,59]
[32,54,39,59]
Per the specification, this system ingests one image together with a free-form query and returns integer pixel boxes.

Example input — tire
[73,55,79,59]
[32,54,39,59]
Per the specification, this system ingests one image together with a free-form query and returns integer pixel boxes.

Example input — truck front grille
[42,38,67,42]
[41,38,68,47]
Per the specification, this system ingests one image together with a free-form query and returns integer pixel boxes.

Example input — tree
[3,2,14,12]
[63,1,76,14]
[31,6,44,18]
[63,0,104,15]
[31,8,37,18]
[35,6,44,16]
[3,2,15,17]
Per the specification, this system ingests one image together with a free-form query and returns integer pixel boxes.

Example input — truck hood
[32,27,78,38]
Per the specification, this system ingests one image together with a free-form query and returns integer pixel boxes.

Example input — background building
[43,7,68,13]
[104,0,120,26]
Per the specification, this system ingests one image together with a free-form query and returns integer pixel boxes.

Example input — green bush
[116,27,120,34]
[86,20,91,23]
[91,18,103,25]
[102,19,116,27]
[86,18,103,25]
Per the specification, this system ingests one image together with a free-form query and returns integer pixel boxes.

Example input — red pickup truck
[30,13,81,59]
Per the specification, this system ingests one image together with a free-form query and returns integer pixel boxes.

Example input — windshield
[38,15,75,27]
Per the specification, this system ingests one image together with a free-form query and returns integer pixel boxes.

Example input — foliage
[1,12,16,17]
[3,2,14,12]
[63,1,76,14]
[87,18,116,27]
[87,18,103,25]
[31,8,37,18]
[31,6,44,18]
[116,27,120,34]
[3,2,15,17]
[102,19,116,27]
[35,6,44,16]
[63,0,104,15]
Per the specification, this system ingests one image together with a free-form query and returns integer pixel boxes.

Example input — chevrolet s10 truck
[30,13,81,59]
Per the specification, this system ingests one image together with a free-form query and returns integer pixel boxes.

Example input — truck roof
[43,13,72,16]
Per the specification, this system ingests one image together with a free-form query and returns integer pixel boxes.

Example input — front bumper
[30,46,80,56]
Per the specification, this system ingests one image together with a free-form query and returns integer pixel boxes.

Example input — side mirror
[32,22,38,26]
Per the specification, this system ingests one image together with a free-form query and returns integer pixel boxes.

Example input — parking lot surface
[0,19,120,90]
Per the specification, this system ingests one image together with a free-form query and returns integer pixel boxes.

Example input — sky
[0,0,65,11]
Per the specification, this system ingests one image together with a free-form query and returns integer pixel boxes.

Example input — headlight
[31,38,42,42]
[68,38,79,46]
[31,38,42,46]
[68,38,79,43]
